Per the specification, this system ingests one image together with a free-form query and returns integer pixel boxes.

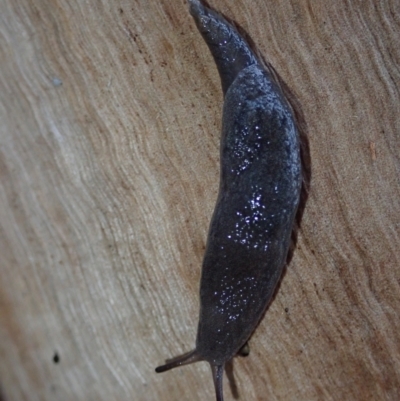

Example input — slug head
[155,350,225,401]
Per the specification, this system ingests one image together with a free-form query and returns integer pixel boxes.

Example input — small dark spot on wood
[53,352,60,364]
[119,8,123,14]
[284,307,289,313]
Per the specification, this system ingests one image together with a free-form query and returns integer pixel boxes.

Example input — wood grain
[1,0,399,400]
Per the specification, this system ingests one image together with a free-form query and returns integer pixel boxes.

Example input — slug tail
[187,0,258,95]
[211,364,225,401]
[155,350,202,373]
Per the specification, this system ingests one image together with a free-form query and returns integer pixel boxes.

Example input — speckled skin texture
[190,1,302,365]
[197,64,301,364]
[156,1,302,399]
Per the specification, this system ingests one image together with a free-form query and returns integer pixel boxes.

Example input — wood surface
[1,0,399,400]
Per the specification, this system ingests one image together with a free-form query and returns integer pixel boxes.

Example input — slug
[155,1,302,400]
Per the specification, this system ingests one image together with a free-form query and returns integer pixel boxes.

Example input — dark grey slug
[156,1,302,400]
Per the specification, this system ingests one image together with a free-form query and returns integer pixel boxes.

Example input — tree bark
[1,0,399,400]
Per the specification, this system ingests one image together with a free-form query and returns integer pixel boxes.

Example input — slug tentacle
[155,350,202,373]
[211,364,224,401]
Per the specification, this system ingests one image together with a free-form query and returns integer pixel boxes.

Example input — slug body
[156,1,302,400]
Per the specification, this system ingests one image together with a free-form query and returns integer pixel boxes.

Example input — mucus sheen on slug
[155,2,302,401]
